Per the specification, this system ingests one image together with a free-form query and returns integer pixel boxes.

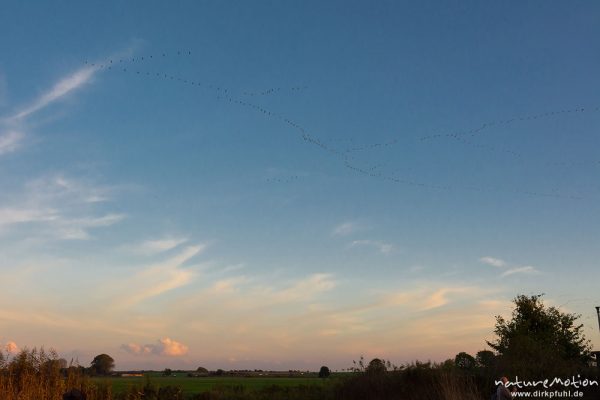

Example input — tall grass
[438,373,481,400]
[0,347,111,400]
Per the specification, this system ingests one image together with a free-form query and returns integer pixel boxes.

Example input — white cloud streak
[0,174,123,240]
[0,308,146,337]
[350,239,394,254]
[332,221,360,236]
[479,256,506,268]
[480,256,541,277]
[193,272,337,308]
[0,131,24,155]
[0,49,130,155]
[501,265,540,277]
[118,245,206,307]
[130,237,189,256]
[272,273,336,302]
[0,207,58,226]
[54,213,126,240]
[9,66,98,122]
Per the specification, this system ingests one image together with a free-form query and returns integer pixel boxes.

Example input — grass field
[93,374,326,396]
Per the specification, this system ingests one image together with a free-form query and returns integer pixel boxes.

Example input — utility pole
[595,307,600,371]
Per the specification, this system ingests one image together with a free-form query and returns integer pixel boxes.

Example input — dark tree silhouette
[366,358,387,374]
[475,350,496,369]
[454,352,476,370]
[90,354,114,376]
[318,365,331,378]
[487,294,591,377]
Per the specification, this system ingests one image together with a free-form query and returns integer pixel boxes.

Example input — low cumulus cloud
[121,337,189,357]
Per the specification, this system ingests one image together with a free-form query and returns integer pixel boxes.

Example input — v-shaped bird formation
[84,50,597,199]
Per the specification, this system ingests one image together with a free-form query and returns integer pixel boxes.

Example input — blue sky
[1,1,599,370]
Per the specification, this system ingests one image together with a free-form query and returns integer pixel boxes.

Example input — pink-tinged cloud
[158,338,189,356]
[121,337,189,357]
[5,341,18,353]
[121,343,153,355]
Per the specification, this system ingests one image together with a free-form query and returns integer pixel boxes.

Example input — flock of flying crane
[85,50,599,199]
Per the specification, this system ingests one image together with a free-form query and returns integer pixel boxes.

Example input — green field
[93,374,326,396]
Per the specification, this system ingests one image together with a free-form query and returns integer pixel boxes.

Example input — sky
[1,1,599,371]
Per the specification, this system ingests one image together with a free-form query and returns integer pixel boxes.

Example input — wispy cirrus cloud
[0,45,137,157]
[8,66,98,122]
[0,65,100,158]
[479,256,541,277]
[189,272,338,310]
[332,221,360,236]
[350,239,394,254]
[0,207,124,239]
[27,175,113,204]
[128,237,189,256]
[55,213,125,240]
[210,276,249,294]
[0,308,147,337]
[374,285,489,312]
[0,174,124,240]
[116,244,206,307]
[4,43,141,124]
[0,131,24,155]
[501,265,540,277]
[171,280,500,361]
[420,287,472,310]
[0,207,57,226]
[270,273,336,303]
[479,256,506,268]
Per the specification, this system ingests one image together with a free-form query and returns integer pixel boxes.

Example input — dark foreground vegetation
[1,294,599,399]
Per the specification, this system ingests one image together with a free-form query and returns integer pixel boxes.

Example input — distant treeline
[2,350,599,400]
[1,295,599,399]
